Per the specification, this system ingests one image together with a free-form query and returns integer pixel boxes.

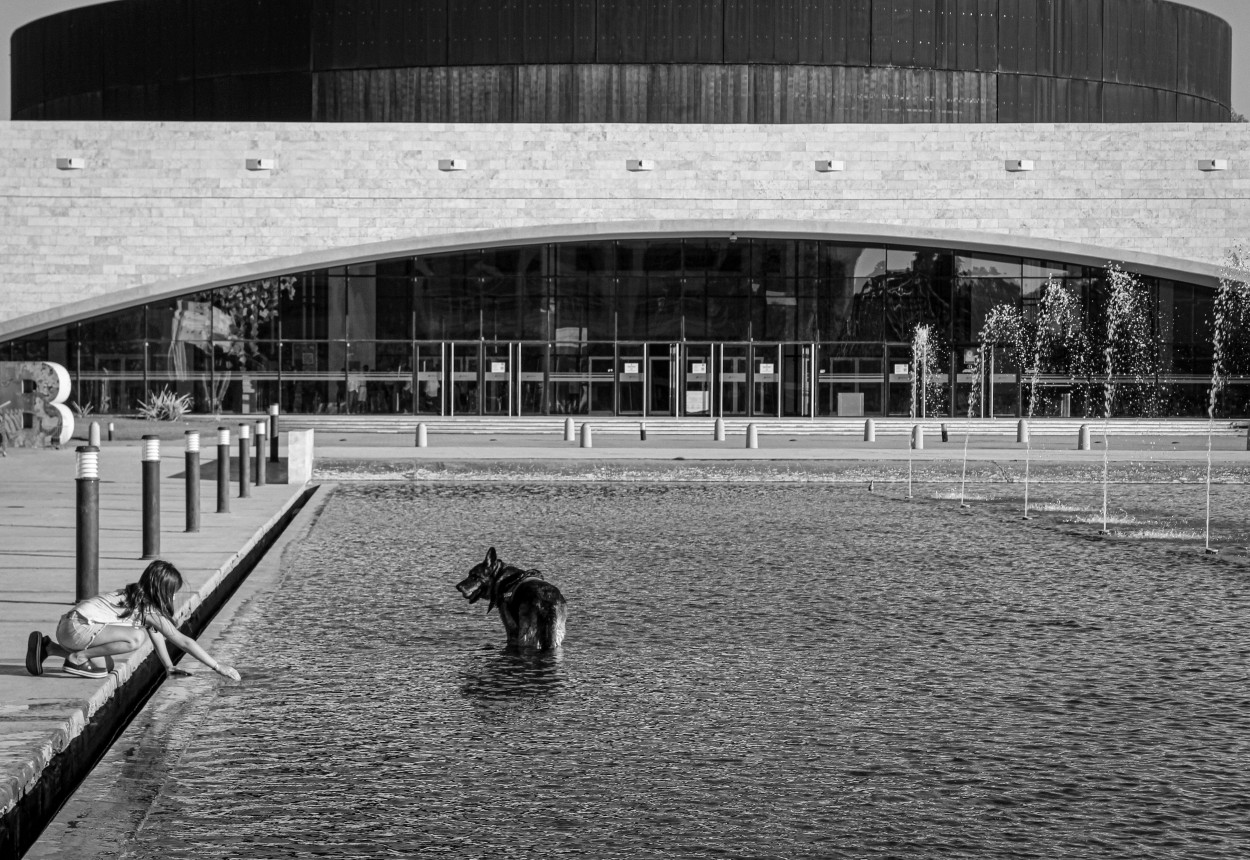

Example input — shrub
[137,387,193,421]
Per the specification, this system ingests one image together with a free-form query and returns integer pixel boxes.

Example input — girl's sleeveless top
[73,590,145,628]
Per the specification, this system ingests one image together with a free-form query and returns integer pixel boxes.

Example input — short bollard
[141,435,161,559]
[269,403,280,463]
[640,421,647,441]
[1017,419,1029,444]
[564,417,575,442]
[88,421,100,447]
[941,423,949,443]
[864,419,875,442]
[185,431,200,533]
[237,423,251,498]
[912,424,925,450]
[254,421,267,487]
[107,422,115,442]
[216,427,230,514]
[416,422,428,448]
[1078,424,1091,451]
[746,423,759,449]
[76,446,100,602]
[714,417,726,441]
[579,423,593,448]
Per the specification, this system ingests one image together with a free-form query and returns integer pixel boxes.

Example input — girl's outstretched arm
[149,614,241,681]
[148,629,192,676]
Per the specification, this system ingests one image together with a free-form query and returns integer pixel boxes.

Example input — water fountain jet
[1097,266,1152,535]
[1204,246,1250,553]
[1021,280,1080,520]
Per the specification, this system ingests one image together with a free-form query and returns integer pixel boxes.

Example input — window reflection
[0,238,1230,418]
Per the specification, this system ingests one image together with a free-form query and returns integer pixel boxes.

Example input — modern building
[1,0,1246,420]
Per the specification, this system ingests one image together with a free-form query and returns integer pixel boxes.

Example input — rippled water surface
[44,482,1250,858]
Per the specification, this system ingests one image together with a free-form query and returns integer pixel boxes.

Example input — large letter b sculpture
[0,362,75,451]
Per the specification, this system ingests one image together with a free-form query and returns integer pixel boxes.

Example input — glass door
[752,344,780,417]
[618,347,644,415]
[483,344,511,415]
[684,345,713,416]
[550,345,588,415]
[887,344,913,417]
[647,343,674,416]
[415,344,444,416]
[721,344,748,416]
[589,346,616,415]
[519,343,548,415]
[450,342,480,416]
[817,344,885,417]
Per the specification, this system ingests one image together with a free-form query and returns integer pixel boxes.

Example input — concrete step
[280,416,1246,437]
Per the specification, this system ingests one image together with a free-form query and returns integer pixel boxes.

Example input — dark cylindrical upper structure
[11,0,1232,123]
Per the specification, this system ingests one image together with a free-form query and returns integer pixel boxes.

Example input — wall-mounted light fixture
[1005,159,1034,172]
[438,158,466,171]
[626,159,655,171]
[1197,159,1229,171]
[814,160,845,172]
[56,157,84,170]
[245,158,275,171]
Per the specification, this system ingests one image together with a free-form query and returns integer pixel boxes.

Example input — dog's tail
[536,596,568,650]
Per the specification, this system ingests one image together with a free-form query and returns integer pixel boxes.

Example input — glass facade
[2,239,1244,418]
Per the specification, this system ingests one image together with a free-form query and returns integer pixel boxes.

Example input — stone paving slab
[0,442,305,846]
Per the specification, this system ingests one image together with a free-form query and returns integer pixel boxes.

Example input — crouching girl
[25,559,240,681]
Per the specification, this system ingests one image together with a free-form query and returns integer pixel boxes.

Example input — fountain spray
[1204,246,1250,554]
[1098,265,1151,535]
[962,306,1025,507]
[909,324,940,501]
[1022,281,1080,519]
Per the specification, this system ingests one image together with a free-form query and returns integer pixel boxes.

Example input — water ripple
[114,483,1250,858]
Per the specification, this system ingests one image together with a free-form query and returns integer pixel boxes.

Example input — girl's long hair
[122,559,183,623]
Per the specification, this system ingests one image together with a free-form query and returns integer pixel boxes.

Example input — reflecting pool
[34,482,1250,858]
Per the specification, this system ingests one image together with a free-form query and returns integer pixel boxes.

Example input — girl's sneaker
[63,658,108,679]
[25,632,49,676]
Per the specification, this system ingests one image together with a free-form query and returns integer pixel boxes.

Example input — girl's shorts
[57,610,106,652]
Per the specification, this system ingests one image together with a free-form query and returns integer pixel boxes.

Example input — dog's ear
[485,547,497,567]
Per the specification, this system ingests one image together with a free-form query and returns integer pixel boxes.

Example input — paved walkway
[0,442,306,854]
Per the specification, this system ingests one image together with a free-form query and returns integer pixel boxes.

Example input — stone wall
[1,121,1248,331]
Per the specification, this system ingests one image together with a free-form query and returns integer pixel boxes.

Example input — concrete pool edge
[0,484,320,859]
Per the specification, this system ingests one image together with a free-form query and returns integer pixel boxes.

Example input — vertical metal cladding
[10,0,1233,123]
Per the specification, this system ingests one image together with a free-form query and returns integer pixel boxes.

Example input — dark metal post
[216,426,230,514]
[185,430,200,533]
[269,403,280,463]
[76,446,100,602]
[254,420,267,487]
[107,422,114,442]
[237,423,251,498]
[141,435,160,559]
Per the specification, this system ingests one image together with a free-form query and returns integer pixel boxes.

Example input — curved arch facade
[2,235,1241,419]
[11,0,1231,123]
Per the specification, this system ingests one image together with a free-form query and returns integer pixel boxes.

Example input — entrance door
[752,344,780,417]
[450,342,480,416]
[589,351,616,415]
[648,344,674,416]
[618,349,644,415]
[721,345,748,416]
[415,344,444,416]
[483,344,510,415]
[684,345,712,416]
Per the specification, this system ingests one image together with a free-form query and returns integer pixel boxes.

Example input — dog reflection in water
[456,547,567,649]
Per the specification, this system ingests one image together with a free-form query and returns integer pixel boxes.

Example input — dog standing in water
[456,547,567,649]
